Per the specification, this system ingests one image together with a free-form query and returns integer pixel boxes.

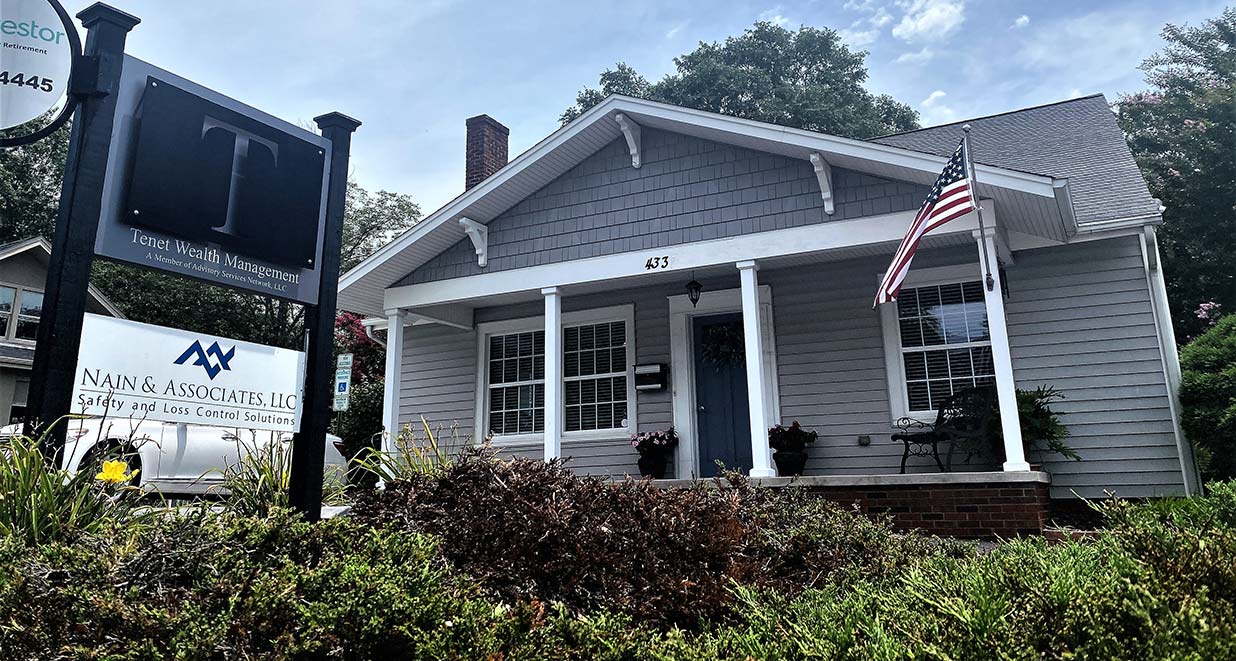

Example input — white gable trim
[340,95,1065,316]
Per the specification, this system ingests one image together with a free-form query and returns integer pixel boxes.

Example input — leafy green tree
[1118,8,1236,341]
[1179,314,1236,481]
[0,116,69,244]
[561,22,919,138]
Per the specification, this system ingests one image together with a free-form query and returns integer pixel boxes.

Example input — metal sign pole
[288,112,360,520]
[24,4,140,460]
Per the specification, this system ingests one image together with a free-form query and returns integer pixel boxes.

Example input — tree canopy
[560,22,919,139]
[1118,8,1236,341]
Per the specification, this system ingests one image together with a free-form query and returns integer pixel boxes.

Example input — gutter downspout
[1140,225,1202,496]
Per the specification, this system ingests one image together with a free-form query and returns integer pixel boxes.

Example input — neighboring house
[339,95,1200,535]
[0,238,123,425]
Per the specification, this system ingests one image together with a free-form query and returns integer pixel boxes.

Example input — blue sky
[61,0,1227,212]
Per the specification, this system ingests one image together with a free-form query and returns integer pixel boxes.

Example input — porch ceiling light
[686,275,703,308]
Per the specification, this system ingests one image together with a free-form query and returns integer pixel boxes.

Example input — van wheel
[80,441,143,488]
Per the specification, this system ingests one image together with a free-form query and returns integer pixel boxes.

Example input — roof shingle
[872,94,1160,227]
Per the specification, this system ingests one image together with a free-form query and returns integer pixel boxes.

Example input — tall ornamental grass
[0,433,142,545]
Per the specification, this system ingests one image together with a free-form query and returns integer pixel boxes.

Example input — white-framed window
[564,320,628,432]
[486,329,545,435]
[880,265,993,418]
[0,284,42,343]
[476,305,636,443]
[8,377,29,425]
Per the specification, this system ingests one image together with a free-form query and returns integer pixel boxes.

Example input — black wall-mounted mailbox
[634,363,669,392]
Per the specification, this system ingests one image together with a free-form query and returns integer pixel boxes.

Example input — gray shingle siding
[398,237,1186,498]
[400,128,929,285]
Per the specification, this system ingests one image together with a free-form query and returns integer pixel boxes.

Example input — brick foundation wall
[804,481,1052,538]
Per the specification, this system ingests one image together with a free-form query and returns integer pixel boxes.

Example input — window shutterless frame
[878,263,986,422]
[474,305,636,446]
[0,281,42,344]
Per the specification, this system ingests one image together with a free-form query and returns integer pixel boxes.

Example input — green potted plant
[631,427,678,479]
[768,421,817,476]
[995,385,1080,467]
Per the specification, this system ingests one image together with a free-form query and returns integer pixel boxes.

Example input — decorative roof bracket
[614,113,642,168]
[809,152,835,215]
[458,217,488,268]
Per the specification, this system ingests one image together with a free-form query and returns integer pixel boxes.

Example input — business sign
[72,313,306,432]
[0,0,73,131]
[93,56,331,303]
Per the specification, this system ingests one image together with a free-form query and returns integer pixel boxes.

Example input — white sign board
[72,314,306,432]
[0,0,73,130]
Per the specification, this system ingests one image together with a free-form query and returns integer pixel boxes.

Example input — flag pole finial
[962,123,972,133]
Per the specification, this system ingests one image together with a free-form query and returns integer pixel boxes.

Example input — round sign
[0,0,75,131]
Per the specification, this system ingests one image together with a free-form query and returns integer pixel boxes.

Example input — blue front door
[692,313,752,477]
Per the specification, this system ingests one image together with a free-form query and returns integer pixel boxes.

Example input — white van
[0,417,347,492]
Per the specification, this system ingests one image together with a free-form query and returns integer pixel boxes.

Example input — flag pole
[962,124,996,292]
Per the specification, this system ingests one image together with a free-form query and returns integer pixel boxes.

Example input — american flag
[873,138,977,307]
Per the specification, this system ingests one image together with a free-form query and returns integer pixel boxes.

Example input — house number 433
[644,255,670,271]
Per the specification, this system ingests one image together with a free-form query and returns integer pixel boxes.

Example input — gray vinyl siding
[1005,235,1185,498]
[401,128,929,285]
[397,237,1186,499]
[396,323,477,448]
[765,248,989,476]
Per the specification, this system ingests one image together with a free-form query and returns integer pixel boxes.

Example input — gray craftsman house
[339,94,1199,533]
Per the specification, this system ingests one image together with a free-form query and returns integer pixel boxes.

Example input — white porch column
[542,287,563,461]
[974,230,1030,472]
[381,310,405,454]
[737,261,775,477]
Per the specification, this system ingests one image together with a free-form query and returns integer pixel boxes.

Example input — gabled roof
[0,237,125,319]
[339,95,1085,315]
[874,94,1160,227]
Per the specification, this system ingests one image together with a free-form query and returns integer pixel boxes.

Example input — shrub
[351,449,968,628]
[1180,315,1236,480]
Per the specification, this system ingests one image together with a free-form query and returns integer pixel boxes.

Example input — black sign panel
[124,78,325,268]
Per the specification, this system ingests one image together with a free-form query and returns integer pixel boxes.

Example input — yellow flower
[95,460,138,485]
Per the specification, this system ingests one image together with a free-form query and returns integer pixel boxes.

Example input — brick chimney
[465,114,509,190]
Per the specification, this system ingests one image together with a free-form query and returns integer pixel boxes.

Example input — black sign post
[25,3,140,457]
[288,112,360,520]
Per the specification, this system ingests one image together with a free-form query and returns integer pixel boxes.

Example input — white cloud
[922,90,947,106]
[837,2,893,47]
[839,24,881,47]
[758,7,792,27]
[891,0,966,43]
[1010,14,1030,29]
[665,22,686,39]
[919,89,958,125]
[895,47,934,64]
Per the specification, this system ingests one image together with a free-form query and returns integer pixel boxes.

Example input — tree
[1118,8,1236,341]
[0,116,69,244]
[1179,314,1236,481]
[560,22,919,138]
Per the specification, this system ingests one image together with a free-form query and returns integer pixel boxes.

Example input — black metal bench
[891,387,996,473]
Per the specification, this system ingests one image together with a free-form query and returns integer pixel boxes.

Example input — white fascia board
[384,207,982,309]
[608,95,1060,197]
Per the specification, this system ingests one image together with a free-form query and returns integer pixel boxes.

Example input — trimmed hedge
[350,449,966,628]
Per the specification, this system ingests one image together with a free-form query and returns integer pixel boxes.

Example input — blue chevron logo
[174,340,236,380]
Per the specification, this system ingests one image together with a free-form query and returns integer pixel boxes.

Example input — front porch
[375,203,1035,486]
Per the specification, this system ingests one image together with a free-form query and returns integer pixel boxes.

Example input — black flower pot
[638,449,671,479]
[773,450,808,476]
